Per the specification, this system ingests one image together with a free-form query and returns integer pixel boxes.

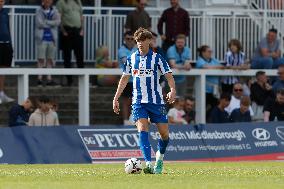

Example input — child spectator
[221,39,248,94]
[209,93,231,123]
[230,96,252,122]
[8,97,37,127]
[168,97,188,125]
[28,96,59,126]
[35,0,60,87]
[95,46,119,86]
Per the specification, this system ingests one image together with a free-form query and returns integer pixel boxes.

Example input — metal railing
[0,68,277,125]
[5,5,284,65]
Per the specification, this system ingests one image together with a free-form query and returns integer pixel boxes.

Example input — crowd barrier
[1,122,284,164]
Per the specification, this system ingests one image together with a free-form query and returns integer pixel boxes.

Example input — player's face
[175,38,185,49]
[42,0,53,8]
[222,99,230,108]
[0,0,5,8]
[137,38,151,54]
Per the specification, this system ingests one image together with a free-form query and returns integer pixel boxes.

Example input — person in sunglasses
[225,83,254,117]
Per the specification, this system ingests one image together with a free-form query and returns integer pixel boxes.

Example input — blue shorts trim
[132,103,168,123]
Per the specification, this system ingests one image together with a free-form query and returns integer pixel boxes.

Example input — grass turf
[0,162,283,189]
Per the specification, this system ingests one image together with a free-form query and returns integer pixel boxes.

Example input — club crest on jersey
[132,69,153,77]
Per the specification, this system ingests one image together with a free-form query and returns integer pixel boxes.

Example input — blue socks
[158,138,169,154]
[139,131,152,162]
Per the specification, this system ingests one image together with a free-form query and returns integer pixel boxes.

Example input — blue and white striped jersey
[123,49,172,105]
[222,50,245,85]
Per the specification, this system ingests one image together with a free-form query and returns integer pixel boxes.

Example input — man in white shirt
[225,83,254,116]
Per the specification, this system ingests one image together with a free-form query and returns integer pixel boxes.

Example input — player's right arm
[113,56,132,114]
[113,75,130,114]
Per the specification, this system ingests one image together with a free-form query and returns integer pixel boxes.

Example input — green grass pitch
[0,162,283,189]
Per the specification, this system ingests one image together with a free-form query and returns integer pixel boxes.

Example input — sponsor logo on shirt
[132,69,154,77]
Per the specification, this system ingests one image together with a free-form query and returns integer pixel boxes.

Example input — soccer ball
[124,158,143,174]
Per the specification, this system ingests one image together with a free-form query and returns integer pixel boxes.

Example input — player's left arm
[164,73,176,104]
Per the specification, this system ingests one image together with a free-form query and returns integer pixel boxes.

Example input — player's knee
[160,132,169,140]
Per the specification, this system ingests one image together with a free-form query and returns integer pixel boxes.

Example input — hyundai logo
[276,127,284,140]
[252,128,270,141]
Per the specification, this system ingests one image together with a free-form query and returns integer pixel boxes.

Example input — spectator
[272,64,284,92]
[225,83,254,116]
[95,46,119,86]
[0,0,14,104]
[151,31,166,60]
[124,0,151,33]
[8,97,37,127]
[209,93,231,123]
[28,96,59,126]
[167,34,191,96]
[250,71,273,121]
[184,97,195,124]
[251,28,284,69]
[118,31,137,125]
[196,45,224,121]
[35,0,60,87]
[158,0,189,52]
[221,39,248,94]
[56,0,84,86]
[168,97,187,125]
[264,89,284,122]
[230,96,252,122]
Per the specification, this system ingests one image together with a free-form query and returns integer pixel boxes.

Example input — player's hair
[255,71,265,78]
[175,34,186,41]
[124,31,133,37]
[269,28,278,34]
[220,93,231,101]
[240,96,251,106]
[134,27,152,41]
[151,31,158,37]
[197,45,210,58]
[228,39,243,52]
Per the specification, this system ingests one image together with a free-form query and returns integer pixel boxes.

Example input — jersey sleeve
[157,55,172,75]
[123,56,132,75]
